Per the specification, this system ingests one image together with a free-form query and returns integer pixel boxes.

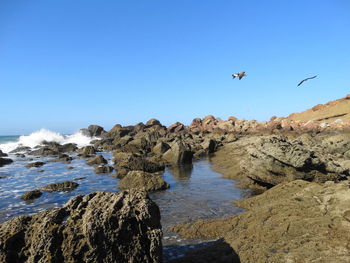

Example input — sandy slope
[287,95,350,123]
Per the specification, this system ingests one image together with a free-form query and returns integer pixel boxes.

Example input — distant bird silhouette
[297,75,317,86]
[232,71,246,80]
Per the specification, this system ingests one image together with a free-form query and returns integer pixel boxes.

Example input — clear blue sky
[1,0,349,135]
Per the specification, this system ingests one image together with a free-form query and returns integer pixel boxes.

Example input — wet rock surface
[40,181,79,192]
[0,190,163,263]
[95,165,114,174]
[25,161,45,168]
[119,170,170,192]
[20,189,43,201]
[171,180,350,263]
[0,158,13,167]
[86,154,107,166]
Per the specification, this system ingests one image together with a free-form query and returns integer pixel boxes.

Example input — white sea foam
[0,129,99,153]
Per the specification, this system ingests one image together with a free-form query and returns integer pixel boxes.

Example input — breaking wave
[0,129,98,153]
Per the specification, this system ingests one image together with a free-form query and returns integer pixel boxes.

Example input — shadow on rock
[165,239,240,263]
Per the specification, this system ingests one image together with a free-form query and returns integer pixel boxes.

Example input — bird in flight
[232,71,246,80]
[297,75,317,86]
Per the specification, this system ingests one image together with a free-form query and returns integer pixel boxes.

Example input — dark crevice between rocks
[247,176,275,189]
[165,239,240,263]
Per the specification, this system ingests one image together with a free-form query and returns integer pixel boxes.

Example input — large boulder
[119,171,169,191]
[152,141,171,155]
[0,190,163,263]
[0,158,13,167]
[88,124,105,137]
[79,145,96,157]
[86,155,108,166]
[162,141,193,164]
[146,118,161,127]
[114,155,165,178]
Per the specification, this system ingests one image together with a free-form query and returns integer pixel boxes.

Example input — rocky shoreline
[1,95,350,262]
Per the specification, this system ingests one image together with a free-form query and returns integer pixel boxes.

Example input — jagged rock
[86,155,107,166]
[95,165,114,174]
[119,171,169,191]
[0,190,163,263]
[25,161,45,168]
[61,143,78,153]
[152,141,171,155]
[88,124,105,137]
[114,155,165,178]
[146,118,161,127]
[0,158,13,167]
[167,122,186,133]
[0,150,7,157]
[79,145,96,157]
[201,138,217,153]
[40,181,79,192]
[162,141,193,164]
[9,146,31,153]
[20,189,42,201]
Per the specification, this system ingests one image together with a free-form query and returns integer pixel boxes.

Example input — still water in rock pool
[0,152,246,260]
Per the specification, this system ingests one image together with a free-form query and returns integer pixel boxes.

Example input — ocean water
[0,129,247,261]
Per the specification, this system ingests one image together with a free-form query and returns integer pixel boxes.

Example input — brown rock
[40,181,79,192]
[0,190,163,263]
[118,171,169,192]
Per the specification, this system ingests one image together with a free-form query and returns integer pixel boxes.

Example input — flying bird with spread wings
[297,75,317,86]
[232,71,246,80]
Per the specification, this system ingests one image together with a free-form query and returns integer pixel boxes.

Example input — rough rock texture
[211,133,350,192]
[152,142,171,155]
[86,155,107,166]
[40,181,79,192]
[114,155,165,178]
[0,158,13,167]
[171,180,350,263]
[20,190,43,201]
[79,145,96,157]
[162,141,193,164]
[118,171,169,192]
[0,150,8,157]
[0,190,163,263]
[88,124,105,137]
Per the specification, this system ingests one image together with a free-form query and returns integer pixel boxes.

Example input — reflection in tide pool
[0,154,246,252]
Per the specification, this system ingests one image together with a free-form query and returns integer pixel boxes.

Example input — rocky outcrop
[114,154,165,178]
[0,150,7,157]
[171,180,350,263]
[88,124,105,137]
[95,165,114,174]
[162,141,193,164]
[0,158,13,167]
[0,190,163,263]
[240,135,349,187]
[30,142,77,156]
[20,190,43,201]
[40,181,79,192]
[118,171,169,192]
[79,145,96,157]
[86,155,107,166]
